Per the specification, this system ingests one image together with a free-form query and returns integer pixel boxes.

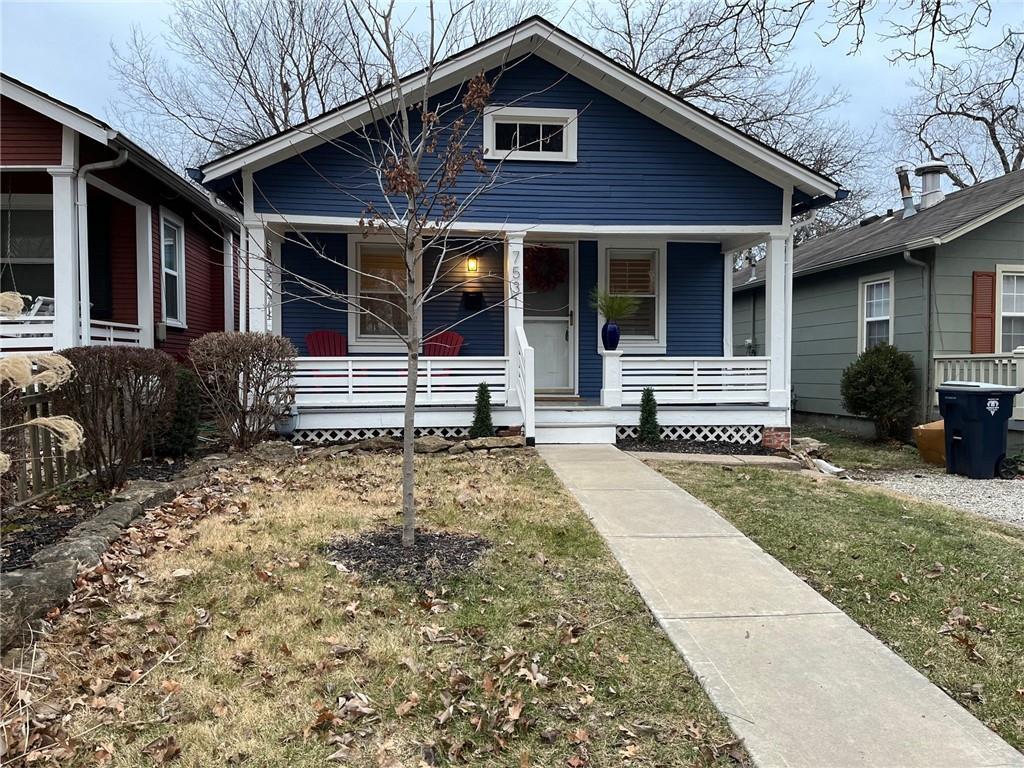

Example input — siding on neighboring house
[930,207,1024,355]
[733,251,927,417]
[732,287,765,356]
[0,96,62,166]
[252,55,783,226]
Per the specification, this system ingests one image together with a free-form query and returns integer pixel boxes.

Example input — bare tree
[244,0,548,547]
[890,35,1023,188]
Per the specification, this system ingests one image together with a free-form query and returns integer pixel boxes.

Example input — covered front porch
[242,224,793,445]
[0,170,153,352]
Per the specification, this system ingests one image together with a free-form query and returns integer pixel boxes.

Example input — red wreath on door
[525,246,569,292]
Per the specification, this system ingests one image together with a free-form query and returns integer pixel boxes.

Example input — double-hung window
[607,248,659,341]
[858,273,893,352]
[484,107,577,162]
[0,196,54,314]
[354,243,408,341]
[999,267,1024,352]
[160,210,186,326]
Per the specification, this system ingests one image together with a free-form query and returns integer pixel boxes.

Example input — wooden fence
[2,385,81,505]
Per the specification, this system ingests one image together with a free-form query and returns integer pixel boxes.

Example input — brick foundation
[762,427,791,451]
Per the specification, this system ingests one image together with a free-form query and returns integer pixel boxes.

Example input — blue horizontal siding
[254,55,783,226]
[577,240,600,398]
[280,233,504,355]
[666,242,724,356]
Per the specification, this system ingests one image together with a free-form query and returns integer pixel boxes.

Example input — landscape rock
[464,435,526,451]
[32,534,109,568]
[791,437,830,458]
[183,453,241,476]
[448,442,469,455]
[488,447,518,457]
[249,440,298,463]
[414,435,452,453]
[116,476,204,509]
[305,444,355,460]
[1,559,77,650]
[354,436,402,452]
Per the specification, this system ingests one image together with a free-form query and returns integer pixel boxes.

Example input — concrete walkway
[539,444,1024,768]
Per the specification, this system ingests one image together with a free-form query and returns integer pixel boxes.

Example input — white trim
[597,239,667,354]
[159,207,187,327]
[223,230,236,331]
[996,262,1024,354]
[483,106,577,162]
[0,76,116,145]
[200,20,837,198]
[346,235,420,353]
[939,196,1024,244]
[270,236,282,336]
[722,250,733,355]
[857,271,895,353]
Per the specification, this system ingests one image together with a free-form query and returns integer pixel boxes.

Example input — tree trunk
[401,241,421,548]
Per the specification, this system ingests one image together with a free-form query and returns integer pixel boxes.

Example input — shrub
[638,387,660,444]
[840,344,917,440]
[190,332,296,450]
[589,288,639,323]
[155,367,203,458]
[55,346,177,490]
[469,382,494,438]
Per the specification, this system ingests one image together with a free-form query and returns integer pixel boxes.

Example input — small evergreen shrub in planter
[155,367,203,458]
[840,343,917,440]
[190,332,296,450]
[55,346,178,490]
[469,382,494,438]
[638,387,660,444]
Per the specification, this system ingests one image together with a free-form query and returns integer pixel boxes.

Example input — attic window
[484,107,577,162]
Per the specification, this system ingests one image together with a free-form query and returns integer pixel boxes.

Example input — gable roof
[734,169,1024,289]
[197,16,840,202]
[0,73,236,228]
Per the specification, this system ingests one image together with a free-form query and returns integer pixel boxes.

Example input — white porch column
[505,232,526,407]
[136,205,155,347]
[245,224,271,333]
[600,349,623,406]
[49,167,79,349]
[1014,346,1024,421]
[764,234,791,409]
[223,229,235,332]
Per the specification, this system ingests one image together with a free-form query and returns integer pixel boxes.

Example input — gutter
[903,249,932,423]
[76,147,129,346]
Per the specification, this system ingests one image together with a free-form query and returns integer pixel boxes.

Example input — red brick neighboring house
[0,74,239,359]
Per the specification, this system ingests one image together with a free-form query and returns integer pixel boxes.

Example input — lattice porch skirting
[616,424,763,445]
[293,425,470,445]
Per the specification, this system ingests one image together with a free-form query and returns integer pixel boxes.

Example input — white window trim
[346,235,421,353]
[996,262,1024,353]
[159,207,187,328]
[483,106,578,163]
[596,239,667,355]
[857,271,894,353]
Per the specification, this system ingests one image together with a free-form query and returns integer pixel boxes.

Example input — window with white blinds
[607,248,657,338]
[1000,270,1024,352]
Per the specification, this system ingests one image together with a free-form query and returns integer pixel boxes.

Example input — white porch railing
[0,317,58,352]
[292,356,510,409]
[933,349,1024,419]
[602,354,772,406]
[511,327,535,439]
[88,320,144,347]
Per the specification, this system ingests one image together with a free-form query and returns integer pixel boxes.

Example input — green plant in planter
[638,387,660,444]
[469,382,494,438]
[590,289,638,351]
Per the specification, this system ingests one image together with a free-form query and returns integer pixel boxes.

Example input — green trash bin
[936,381,1023,479]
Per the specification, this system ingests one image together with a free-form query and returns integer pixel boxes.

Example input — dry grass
[651,460,1024,749]
[29,452,741,767]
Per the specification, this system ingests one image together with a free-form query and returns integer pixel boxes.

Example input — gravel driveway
[866,469,1024,528]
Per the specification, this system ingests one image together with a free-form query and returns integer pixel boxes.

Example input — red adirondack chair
[305,330,348,356]
[424,331,464,356]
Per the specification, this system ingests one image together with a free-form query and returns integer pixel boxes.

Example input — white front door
[524,244,574,392]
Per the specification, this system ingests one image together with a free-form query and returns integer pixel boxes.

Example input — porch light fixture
[466,255,479,273]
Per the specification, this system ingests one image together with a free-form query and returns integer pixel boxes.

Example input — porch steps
[534,421,616,444]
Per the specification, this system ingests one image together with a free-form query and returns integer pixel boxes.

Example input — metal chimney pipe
[915,161,948,209]
[896,165,916,218]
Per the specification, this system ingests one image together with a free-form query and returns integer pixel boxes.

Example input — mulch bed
[617,438,769,456]
[126,456,193,483]
[1,482,107,572]
[325,527,490,587]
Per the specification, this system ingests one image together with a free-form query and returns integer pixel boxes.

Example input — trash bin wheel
[996,456,1020,480]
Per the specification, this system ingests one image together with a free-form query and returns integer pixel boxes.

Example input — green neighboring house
[733,165,1024,447]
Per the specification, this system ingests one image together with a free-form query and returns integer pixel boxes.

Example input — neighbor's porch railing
[601,353,772,406]
[291,356,511,409]
[0,317,144,353]
[933,349,1024,419]
[88,320,144,347]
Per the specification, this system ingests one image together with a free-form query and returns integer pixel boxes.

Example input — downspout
[903,249,931,422]
[76,147,129,345]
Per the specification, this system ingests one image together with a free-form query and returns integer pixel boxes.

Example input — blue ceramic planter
[601,321,621,351]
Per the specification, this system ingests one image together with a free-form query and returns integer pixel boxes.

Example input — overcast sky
[2,0,1019,201]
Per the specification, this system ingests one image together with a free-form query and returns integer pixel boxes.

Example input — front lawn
[650,461,1024,749]
[12,452,742,766]
[796,426,926,471]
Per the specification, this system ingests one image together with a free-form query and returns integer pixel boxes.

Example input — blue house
[198,17,842,446]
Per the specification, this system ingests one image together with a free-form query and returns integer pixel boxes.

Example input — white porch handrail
[512,326,535,440]
[619,356,771,405]
[88,320,144,347]
[292,355,509,408]
[0,316,57,352]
